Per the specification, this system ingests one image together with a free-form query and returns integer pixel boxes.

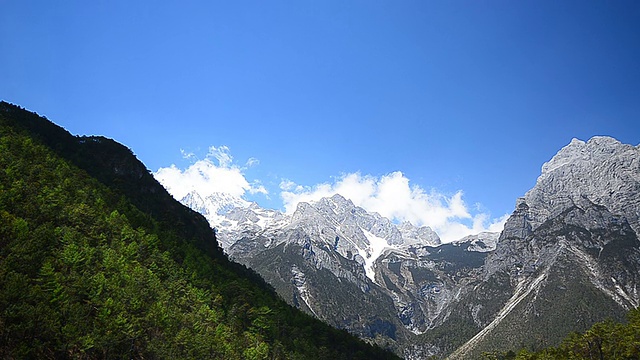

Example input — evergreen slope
[0,102,399,360]
[483,307,640,359]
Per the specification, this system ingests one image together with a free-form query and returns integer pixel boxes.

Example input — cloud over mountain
[155,146,506,242]
[154,145,267,200]
[281,172,507,242]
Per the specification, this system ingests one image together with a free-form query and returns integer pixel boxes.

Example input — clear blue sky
[2,1,640,235]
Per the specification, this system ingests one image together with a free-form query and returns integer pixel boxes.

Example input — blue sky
[2,1,640,240]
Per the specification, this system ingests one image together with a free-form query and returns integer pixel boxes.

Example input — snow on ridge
[291,265,317,317]
[360,229,394,282]
[451,232,500,252]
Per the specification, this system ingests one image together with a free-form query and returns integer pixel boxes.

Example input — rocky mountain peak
[319,193,356,211]
[448,136,640,359]
[452,232,499,252]
[488,137,640,287]
[524,136,640,234]
[539,136,625,181]
[180,190,250,216]
[398,221,441,246]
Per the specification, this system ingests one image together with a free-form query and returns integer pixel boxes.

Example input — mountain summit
[449,136,640,358]
[526,136,640,234]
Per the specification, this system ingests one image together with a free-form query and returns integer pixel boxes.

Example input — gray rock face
[398,221,441,246]
[488,137,640,284]
[524,136,640,235]
[373,240,489,336]
[447,137,640,358]
[449,199,640,359]
[452,232,499,253]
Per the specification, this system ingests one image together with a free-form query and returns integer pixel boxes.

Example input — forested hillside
[483,308,640,359]
[0,102,399,359]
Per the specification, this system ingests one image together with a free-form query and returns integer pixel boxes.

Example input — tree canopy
[483,308,640,359]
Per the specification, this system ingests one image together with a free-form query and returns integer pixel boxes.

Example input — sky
[2,1,640,241]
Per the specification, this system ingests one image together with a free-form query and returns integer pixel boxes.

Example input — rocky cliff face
[163,136,640,359]
[485,137,640,299]
[446,137,640,358]
[446,200,640,359]
[227,195,457,339]
[524,137,640,235]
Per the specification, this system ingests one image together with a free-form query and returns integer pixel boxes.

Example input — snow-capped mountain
[179,191,287,248]
[164,136,640,359]
[180,190,249,216]
[283,194,441,282]
[180,189,442,270]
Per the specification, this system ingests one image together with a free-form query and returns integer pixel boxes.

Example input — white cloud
[154,145,267,201]
[245,157,260,168]
[280,171,507,243]
[155,146,507,242]
[207,145,233,168]
[180,149,195,160]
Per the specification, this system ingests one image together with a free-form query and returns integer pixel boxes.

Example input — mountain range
[2,100,638,359]
[172,136,640,358]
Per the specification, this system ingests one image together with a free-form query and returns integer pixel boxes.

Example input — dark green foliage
[0,102,399,359]
[484,308,640,359]
[0,103,223,260]
[469,263,628,357]
[441,201,640,359]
